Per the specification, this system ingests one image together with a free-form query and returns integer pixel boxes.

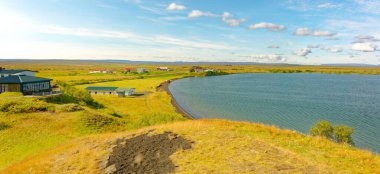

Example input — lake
[169,73,380,153]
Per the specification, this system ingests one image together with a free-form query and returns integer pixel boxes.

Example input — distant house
[191,66,204,73]
[124,68,133,73]
[137,68,147,73]
[0,75,52,95]
[89,70,114,74]
[85,86,135,97]
[157,67,171,71]
[0,69,36,78]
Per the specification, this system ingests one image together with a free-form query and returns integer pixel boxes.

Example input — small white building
[85,86,135,97]
[0,69,36,78]
[157,67,171,71]
[137,68,147,73]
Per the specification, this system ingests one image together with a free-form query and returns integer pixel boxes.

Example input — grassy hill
[2,119,379,174]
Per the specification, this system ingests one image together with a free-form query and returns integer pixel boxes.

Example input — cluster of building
[89,67,173,74]
[0,68,52,95]
[190,66,215,73]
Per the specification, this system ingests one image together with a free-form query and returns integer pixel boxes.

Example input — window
[109,92,112,94]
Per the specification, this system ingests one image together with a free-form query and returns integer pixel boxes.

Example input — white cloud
[248,22,285,31]
[221,12,245,27]
[166,3,186,11]
[244,54,287,62]
[294,28,336,37]
[268,45,280,49]
[38,25,236,50]
[354,0,380,14]
[188,10,218,18]
[353,35,380,43]
[317,3,340,9]
[295,48,312,57]
[327,47,343,53]
[351,43,377,52]
[307,44,320,48]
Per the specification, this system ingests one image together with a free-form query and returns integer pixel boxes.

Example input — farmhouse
[0,75,52,95]
[191,66,204,73]
[85,86,135,97]
[157,67,171,71]
[137,68,147,73]
[0,69,36,78]
[89,70,114,74]
[124,68,132,73]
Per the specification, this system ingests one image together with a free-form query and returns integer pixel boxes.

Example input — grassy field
[0,60,380,173]
[2,120,379,174]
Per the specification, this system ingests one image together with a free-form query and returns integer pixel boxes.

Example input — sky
[0,0,380,64]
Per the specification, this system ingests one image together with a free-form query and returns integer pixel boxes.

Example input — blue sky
[0,0,380,64]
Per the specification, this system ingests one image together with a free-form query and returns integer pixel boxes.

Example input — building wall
[89,90,117,95]
[0,84,20,93]
[22,81,51,93]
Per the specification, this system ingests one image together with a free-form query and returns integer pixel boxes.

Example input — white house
[85,86,135,97]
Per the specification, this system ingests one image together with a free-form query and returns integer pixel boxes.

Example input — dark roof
[85,86,119,91]
[0,75,51,84]
[0,70,35,74]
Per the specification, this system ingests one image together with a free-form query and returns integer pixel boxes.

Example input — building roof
[0,70,35,74]
[85,86,119,91]
[85,86,134,91]
[0,75,51,84]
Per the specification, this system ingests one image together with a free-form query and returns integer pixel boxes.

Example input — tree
[310,120,333,139]
[333,125,354,145]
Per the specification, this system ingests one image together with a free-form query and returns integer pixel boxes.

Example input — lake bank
[157,78,194,120]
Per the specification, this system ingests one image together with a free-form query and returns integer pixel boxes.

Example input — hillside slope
[2,119,379,174]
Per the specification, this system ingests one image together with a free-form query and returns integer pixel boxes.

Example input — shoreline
[157,77,195,120]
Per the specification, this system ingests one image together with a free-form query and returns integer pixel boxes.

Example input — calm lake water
[169,73,380,153]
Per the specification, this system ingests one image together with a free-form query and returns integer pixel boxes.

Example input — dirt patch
[106,131,192,174]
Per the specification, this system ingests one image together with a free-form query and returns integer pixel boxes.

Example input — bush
[333,125,354,145]
[0,122,10,131]
[310,120,333,139]
[310,120,355,145]
[0,99,53,113]
[79,111,124,133]
[44,94,77,104]
[59,104,83,112]
[51,82,103,109]
[205,71,229,76]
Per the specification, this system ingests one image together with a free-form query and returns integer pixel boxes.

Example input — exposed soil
[157,79,194,119]
[106,131,192,174]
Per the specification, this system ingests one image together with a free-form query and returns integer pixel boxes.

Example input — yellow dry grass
[2,119,379,174]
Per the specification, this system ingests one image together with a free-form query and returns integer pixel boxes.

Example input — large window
[23,82,50,92]
[0,84,8,93]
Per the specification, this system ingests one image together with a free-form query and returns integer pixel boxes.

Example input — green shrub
[51,82,103,109]
[333,125,354,145]
[0,99,53,113]
[59,104,83,112]
[44,94,77,104]
[0,122,10,131]
[205,71,229,76]
[79,111,124,133]
[310,120,333,139]
[310,120,355,145]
